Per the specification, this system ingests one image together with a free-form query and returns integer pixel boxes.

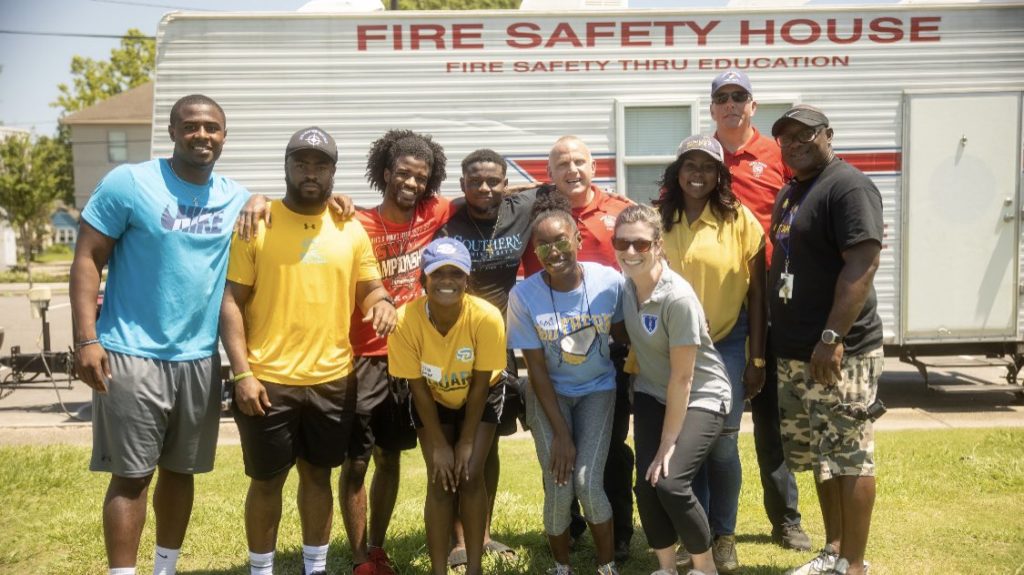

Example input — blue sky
[0,0,308,135]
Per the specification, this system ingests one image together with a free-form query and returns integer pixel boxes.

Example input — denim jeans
[693,309,748,536]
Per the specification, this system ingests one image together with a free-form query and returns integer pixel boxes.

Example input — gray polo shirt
[624,266,731,414]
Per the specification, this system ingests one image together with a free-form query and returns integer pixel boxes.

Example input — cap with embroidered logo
[421,237,472,276]
[711,69,753,95]
[286,127,338,162]
[676,134,724,164]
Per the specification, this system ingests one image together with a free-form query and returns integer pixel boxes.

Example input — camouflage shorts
[777,348,883,482]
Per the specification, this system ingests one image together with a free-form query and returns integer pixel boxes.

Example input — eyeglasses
[611,237,654,253]
[712,91,752,105]
[776,125,825,147]
[535,238,574,259]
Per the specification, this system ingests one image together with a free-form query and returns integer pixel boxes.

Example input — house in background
[50,206,80,246]
[61,82,153,210]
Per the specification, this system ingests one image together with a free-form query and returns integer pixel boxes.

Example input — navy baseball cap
[421,238,472,275]
[711,69,753,95]
[286,127,338,162]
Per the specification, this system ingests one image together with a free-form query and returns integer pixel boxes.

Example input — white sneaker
[651,570,678,575]
[785,545,839,575]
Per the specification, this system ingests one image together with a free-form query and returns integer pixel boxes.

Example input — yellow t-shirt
[662,203,764,342]
[226,202,380,385]
[388,294,507,410]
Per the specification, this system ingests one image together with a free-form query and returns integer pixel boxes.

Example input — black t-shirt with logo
[768,159,884,361]
[434,188,537,315]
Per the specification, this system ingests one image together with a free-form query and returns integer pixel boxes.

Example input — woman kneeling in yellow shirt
[387,238,509,575]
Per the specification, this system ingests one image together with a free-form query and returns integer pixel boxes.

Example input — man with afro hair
[340,129,456,574]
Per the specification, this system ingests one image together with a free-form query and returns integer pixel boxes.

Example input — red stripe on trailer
[838,151,902,173]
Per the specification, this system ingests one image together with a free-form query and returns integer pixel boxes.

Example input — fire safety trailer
[151,1,1024,393]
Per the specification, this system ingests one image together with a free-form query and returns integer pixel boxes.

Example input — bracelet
[378,295,396,306]
[74,338,101,350]
[231,370,254,383]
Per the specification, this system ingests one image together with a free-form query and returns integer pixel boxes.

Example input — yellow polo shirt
[388,294,506,410]
[662,203,764,342]
[226,202,380,385]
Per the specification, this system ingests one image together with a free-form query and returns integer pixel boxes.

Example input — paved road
[1,293,1022,446]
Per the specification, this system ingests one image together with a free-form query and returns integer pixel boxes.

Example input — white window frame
[108,131,128,164]
[614,97,699,199]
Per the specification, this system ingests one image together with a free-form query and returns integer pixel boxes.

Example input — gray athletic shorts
[90,350,221,478]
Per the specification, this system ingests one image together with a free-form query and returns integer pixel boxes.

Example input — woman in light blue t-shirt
[506,193,626,575]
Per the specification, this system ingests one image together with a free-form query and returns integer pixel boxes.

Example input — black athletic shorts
[234,374,356,480]
[347,356,417,461]
[410,381,504,429]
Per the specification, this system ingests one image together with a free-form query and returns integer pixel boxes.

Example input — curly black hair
[653,155,738,233]
[461,148,507,177]
[365,129,446,199]
[530,185,577,236]
[169,94,225,127]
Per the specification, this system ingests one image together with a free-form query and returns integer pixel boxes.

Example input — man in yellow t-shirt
[219,127,396,575]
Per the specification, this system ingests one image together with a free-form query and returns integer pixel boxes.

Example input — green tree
[51,28,155,115]
[0,133,67,285]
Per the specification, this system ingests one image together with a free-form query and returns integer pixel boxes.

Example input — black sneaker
[773,523,813,551]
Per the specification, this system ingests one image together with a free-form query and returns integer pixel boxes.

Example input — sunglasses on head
[612,237,654,253]
[535,238,574,259]
[712,91,752,105]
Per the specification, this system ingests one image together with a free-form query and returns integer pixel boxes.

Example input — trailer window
[616,103,693,201]
[108,131,128,164]
[751,103,791,137]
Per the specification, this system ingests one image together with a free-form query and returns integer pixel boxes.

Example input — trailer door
[903,92,1023,343]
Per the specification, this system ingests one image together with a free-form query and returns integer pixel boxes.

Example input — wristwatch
[751,358,766,368]
[821,329,844,345]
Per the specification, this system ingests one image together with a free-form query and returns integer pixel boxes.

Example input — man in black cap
[769,106,884,575]
[220,127,397,575]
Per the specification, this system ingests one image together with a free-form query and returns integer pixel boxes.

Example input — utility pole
[390,0,398,9]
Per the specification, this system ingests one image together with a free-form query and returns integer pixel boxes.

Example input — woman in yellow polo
[654,134,766,572]
[387,237,508,575]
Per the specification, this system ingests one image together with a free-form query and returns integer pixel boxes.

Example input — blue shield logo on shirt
[642,314,658,335]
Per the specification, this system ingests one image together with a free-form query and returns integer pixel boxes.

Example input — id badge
[778,272,794,302]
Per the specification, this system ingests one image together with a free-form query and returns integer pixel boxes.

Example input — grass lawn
[1,428,1022,574]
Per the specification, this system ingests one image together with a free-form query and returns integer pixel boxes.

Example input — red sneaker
[352,561,376,575]
[369,547,396,575]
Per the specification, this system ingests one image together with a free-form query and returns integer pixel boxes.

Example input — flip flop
[484,540,517,557]
[447,546,468,570]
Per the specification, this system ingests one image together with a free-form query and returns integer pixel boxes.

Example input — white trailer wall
[153,5,1024,345]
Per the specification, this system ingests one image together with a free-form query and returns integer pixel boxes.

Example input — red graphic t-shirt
[351,195,453,356]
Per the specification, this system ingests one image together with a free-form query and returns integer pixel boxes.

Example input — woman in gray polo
[612,204,732,575]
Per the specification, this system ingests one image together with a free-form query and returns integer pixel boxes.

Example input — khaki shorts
[777,348,883,482]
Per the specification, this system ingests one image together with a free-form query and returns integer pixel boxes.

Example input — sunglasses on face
[535,238,574,259]
[775,125,825,147]
[612,237,654,253]
[712,91,752,105]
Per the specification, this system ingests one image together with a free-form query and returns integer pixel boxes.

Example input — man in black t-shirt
[768,105,883,575]
[434,148,537,566]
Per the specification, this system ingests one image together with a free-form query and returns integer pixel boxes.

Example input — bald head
[547,136,597,208]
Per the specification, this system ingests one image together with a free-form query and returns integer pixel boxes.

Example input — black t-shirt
[768,158,884,361]
[434,188,537,315]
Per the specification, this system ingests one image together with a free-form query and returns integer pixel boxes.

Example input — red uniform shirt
[717,128,790,264]
[521,185,633,276]
[350,195,452,356]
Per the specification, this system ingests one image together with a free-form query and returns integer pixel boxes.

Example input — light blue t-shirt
[82,158,250,361]
[507,261,624,397]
